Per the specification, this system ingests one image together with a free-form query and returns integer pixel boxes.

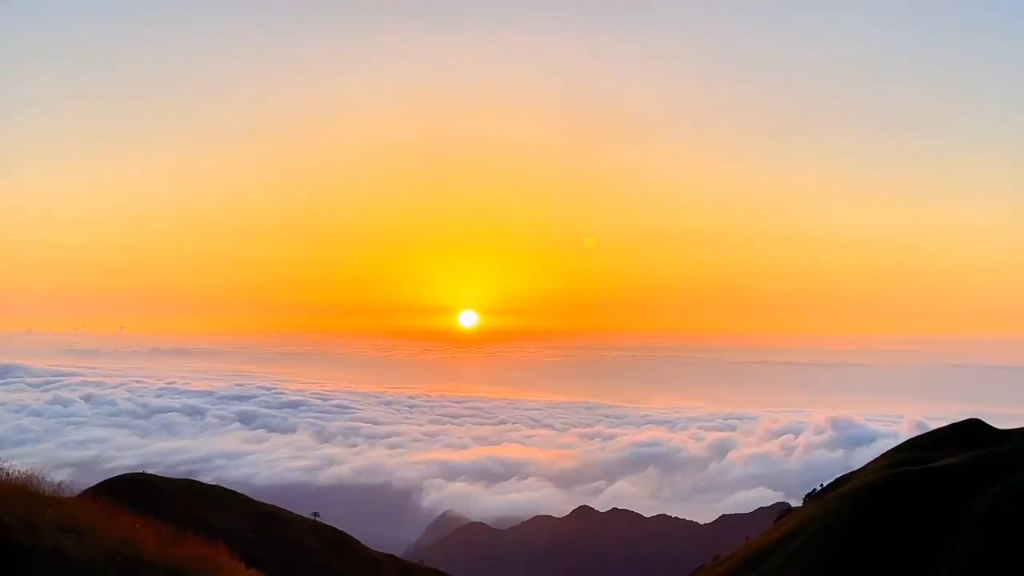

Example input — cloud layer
[1,358,934,532]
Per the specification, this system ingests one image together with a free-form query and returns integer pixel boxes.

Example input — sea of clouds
[2,333,1022,552]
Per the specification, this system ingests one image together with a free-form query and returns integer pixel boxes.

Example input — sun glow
[458,309,481,330]
[4,7,1024,342]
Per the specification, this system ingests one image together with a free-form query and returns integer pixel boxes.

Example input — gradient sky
[4,2,1023,340]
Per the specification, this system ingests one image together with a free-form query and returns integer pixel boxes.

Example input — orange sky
[3,10,1023,342]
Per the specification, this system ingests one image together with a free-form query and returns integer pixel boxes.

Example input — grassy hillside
[0,461,257,576]
[693,418,1024,576]
[83,472,447,576]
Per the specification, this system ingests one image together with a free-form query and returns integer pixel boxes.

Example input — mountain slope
[403,511,473,556]
[0,463,256,576]
[693,418,1024,576]
[405,501,790,576]
[404,511,525,557]
[83,473,446,576]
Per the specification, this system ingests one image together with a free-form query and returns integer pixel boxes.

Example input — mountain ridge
[405,499,790,576]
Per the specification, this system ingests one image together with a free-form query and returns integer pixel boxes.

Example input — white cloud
[0,359,935,526]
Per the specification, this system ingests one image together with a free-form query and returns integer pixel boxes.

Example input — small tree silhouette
[310,511,321,521]
[802,482,826,505]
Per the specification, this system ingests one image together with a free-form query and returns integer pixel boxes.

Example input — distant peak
[567,504,600,517]
[565,505,650,521]
[435,509,469,522]
[605,507,645,520]
[456,521,499,537]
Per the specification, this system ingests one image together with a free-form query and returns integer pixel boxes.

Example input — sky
[3,1,1023,339]
[2,2,1024,552]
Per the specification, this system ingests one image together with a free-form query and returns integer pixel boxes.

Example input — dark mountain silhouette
[404,501,790,576]
[694,418,1024,576]
[82,473,447,576]
[0,463,256,576]
[404,510,473,556]
[404,510,525,557]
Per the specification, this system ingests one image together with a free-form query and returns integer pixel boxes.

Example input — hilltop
[0,462,257,576]
[83,473,447,576]
[693,418,1024,576]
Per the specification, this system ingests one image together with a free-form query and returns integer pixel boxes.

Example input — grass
[83,472,449,576]
[0,460,73,495]
[0,459,259,576]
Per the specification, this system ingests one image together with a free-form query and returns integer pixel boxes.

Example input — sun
[457,309,480,330]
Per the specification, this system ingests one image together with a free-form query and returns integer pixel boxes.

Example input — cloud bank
[1,358,935,535]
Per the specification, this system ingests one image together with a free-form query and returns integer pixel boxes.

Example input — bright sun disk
[458,309,480,329]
